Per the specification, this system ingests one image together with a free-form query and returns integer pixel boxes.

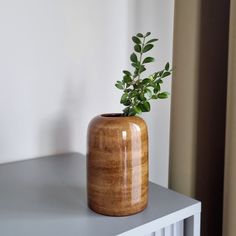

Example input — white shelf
[0,153,201,236]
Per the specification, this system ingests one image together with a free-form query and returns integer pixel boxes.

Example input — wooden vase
[87,114,148,216]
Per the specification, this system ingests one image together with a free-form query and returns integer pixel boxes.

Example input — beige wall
[223,0,236,235]
[169,0,201,197]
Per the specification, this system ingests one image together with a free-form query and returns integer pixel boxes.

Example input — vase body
[87,114,148,216]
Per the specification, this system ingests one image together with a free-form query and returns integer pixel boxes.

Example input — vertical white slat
[176,220,184,236]
[172,223,177,236]
[145,219,184,236]
[171,220,184,236]
[145,232,156,236]
[184,213,201,236]
[164,225,172,236]
[155,228,164,236]
[144,233,150,236]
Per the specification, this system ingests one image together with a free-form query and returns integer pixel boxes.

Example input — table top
[0,153,201,236]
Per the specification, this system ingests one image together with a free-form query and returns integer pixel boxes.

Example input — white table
[0,153,201,236]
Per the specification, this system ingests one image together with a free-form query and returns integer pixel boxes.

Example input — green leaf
[162,71,171,78]
[142,44,154,53]
[140,65,146,73]
[123,100,131,106]
[165,62,170,71]
[148,81,156,87]
[115,84,123,90]
[138,93,146,101]
[158,70,164,77]
[143,101,151,111]
[142,78,151,85]
[140,102,151,112]
[128,108,137,116]
[146,38,158,44]
[145,32,151,37]
[136,33,144,38]
[151,95,158,99]
[123,75,132,83]
[123,70,132,76]
[133,83,142,90]
[132,36,141,44]
[130,53,138,62]
[154,83,161,93]
[120,93,129,104]
[133,105,142,114]
[115,81,124,90]
[123,107,130,116]
[149,75,154,80]
[134,44,142,53]
[158,92,169,99]
[143,57,155,64]
[131,62,138,69]
[156,78,163,84]
[129,90,138,97]
[144,88,152,100]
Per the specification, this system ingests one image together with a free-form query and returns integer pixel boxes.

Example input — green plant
[115,32,172,116]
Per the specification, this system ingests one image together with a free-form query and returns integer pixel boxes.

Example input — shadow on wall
[39,114,72,155]
[39,73,87,156]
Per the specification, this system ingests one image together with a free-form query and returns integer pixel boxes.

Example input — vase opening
[101,113,125,117]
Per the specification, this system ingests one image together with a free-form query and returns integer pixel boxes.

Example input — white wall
[0,0,174,186]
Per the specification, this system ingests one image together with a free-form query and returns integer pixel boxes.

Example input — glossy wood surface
[87,114,148,216]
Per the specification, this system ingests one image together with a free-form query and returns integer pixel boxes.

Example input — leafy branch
[115,32,172,116]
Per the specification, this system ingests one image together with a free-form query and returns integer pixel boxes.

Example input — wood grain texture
[87,114,148,216]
